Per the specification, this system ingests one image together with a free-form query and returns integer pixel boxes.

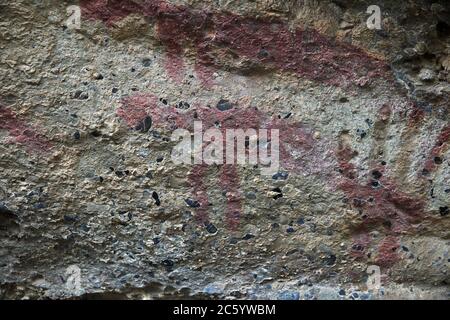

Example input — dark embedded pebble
[152,191,161,206]
[356,128,366,138]
[71,90,89,100]
[297,278,312,287]
[371,170,382,179]
[286,249,298,256]
[360,293,370,300]
[91,130,102,137]
[434,156,443,164]
[216,99,233,111]
[272,172,289,180]
[339,97,349,103]
[73,131,81,140]
[185,198,200,208]
[205,223,217,234]
[324,254,336,266]
[286,227,295,233]
[142,58,152,67]
[273,194,283,200]
[153,237,160,244]
[371,180,380,188]
[112,87,119,93]
[381,160,387,165]
[63,214,77,222]
[272,187,283,200]
[445,188,450,193]
[115,171,124,178]
[338,289,346,296]
[401,246,409,252]
[94,73,104,80]
[34,203,46,209]
[245,192,256,200]
[257,49,270,59]
[135,115,152,133]
[162,259,174,271]
[242,233,254,240]
[296,217,305,225]
[439,206,449,216]
[156,156,164,162]
[177,101,190,109]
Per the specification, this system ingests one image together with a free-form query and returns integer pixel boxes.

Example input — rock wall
[0,0,449,299]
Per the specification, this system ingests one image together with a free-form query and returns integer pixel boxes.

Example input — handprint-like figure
[80,0,391,89]
[336,103,449,267]
[118,94,449,268]
[117,94,329,230]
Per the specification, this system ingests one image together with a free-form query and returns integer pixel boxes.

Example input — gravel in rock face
[0,0,449,300]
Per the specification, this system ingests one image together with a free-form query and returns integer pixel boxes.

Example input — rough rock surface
[0,0,449,299]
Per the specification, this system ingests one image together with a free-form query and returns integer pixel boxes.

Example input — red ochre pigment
[80,0,391,88]
[0,105,51,153]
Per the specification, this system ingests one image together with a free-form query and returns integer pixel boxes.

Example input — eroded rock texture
[0,0,449,299]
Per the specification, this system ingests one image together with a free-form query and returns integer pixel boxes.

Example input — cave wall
[0,0,449,299]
